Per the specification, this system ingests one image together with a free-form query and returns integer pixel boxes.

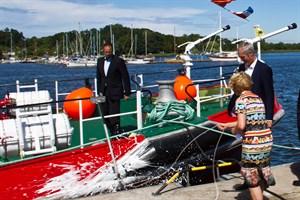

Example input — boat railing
[76,90,144,145]
[54,77,98,114]
[131,63,237,91]
[131,64,236,115]
[191,77,234,117]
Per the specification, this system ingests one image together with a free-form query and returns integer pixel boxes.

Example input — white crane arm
[178,25,231,55]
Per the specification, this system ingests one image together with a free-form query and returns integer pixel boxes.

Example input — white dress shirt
[245,58,257,77]
[104,58,111,77]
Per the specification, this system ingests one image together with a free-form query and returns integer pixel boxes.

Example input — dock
[77,161,300,200]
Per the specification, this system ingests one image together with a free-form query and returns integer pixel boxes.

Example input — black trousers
[100,96,121,136]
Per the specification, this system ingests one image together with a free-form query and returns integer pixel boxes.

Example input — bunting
[210,0,254,20]
[232,6,254,19]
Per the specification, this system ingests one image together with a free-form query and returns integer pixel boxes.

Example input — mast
[75,31,78,56]
[128,24,134,58]
[135,34,137,56]
[10,32,13,53]
[145,30,147,56]
[173,27,176,54]
[78,22,83,56]
[65,33,69,57]
[62,36,65,57]
[8,31,15,56]
[219,11,222,54]
[110,24,115,54]
[56,40,59,58]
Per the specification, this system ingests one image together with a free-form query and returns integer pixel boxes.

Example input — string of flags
[210,0,254,20]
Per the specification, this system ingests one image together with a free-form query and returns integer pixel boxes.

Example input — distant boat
[126,58,151,65]
[124,27,154,65]
[1,33,21,64]
[207,51,238,62]
[165,54,185,63]
[66,57,97,67]
[206,12,238,62]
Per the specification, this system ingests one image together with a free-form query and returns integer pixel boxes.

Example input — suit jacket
[228,60,274,120]
[96,55,131,100]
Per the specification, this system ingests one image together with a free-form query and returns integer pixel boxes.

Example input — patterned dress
[235,91,276,188]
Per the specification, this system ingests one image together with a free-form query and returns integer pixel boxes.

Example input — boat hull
[0,135,146,200]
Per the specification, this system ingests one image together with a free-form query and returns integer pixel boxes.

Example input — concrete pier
[77,162,300,200]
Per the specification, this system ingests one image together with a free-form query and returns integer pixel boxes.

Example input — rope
[166,120,300,151]
[149,100,195,123]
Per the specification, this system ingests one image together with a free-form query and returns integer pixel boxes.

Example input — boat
[165,54,186,63]
[0,61,286,199]
[123,27,154,65]
[206,51,238,62]
[0,23,295,200]
[126,58,151,65]
[206,12,238,62]
[1,32,21,64]
[66,57,97,67]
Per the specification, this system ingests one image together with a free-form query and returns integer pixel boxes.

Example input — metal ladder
[13,80,57,158]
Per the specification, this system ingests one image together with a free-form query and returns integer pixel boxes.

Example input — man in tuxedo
[228,41,275,190]
[228,41,274,128]
[96,43,131,137]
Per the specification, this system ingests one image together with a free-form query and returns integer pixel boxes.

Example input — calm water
[0,52,300,166]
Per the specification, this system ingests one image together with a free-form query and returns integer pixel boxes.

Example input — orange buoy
[64,87,96,119]
[174,75,197,102]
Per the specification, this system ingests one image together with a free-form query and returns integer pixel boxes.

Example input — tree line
[0,24,300,60]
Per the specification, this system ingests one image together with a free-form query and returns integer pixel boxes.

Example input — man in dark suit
[228,41,274,190]
[96,43,131,137]
[228,41,274,128]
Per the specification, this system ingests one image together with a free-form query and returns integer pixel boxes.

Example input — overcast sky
[1,0,300,43]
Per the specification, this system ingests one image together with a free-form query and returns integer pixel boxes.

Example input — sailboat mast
[128,24,134,58]
[110,24,115,54]
[65,33,69,57]
[134,34,137,56]
[174,27,176,54]
[78,22,83,56]
[56,40,59,58]
[219,12,222,54]
[145,30,147,56]
[10,32,13,52]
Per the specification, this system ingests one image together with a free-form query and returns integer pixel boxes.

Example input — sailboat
[66,23,97,67]
[206,12,238,62]
[125,28,153,65]
[2,32,20,64]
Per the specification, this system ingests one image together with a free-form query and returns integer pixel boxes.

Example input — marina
[0,51,300,199]
[1,0,300,199]
[0,22,299,200]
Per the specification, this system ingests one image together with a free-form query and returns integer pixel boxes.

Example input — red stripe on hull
[0,135,145,199]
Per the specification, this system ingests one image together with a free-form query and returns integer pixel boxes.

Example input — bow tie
[104,57,112,61]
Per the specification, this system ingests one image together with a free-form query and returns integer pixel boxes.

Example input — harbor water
[0,52,299,166]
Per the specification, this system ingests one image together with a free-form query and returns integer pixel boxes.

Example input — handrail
[131,63,238,89]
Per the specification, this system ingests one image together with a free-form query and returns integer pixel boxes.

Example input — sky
[1,0,300,43]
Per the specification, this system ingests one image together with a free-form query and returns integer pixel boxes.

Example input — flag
[232,6,254,19]
[210,0,235,8]
[210,1,254,20]
[254,26,265,37]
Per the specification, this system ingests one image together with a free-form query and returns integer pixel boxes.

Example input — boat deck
[69,99,230,147]
[77,161,300,200]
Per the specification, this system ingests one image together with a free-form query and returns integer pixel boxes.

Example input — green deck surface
[69,97,229,147]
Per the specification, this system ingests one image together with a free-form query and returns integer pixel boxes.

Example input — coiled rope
[149,100,195,123]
